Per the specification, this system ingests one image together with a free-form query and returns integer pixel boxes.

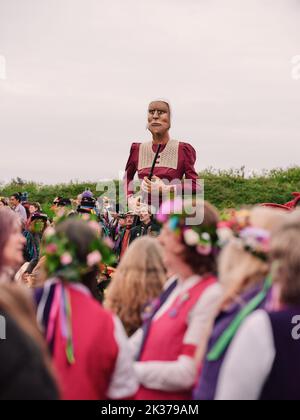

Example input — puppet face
[148,101,170,136]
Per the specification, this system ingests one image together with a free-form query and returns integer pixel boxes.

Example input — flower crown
[217,210,270,261]
[157,198,219,256]
[238,227,270,261]
[42,217,116,282]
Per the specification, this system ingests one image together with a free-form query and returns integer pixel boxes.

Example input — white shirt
[216,310,275,400]
[15,203,27,224]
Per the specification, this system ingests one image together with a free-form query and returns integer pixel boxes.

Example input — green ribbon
[207,274,273,362]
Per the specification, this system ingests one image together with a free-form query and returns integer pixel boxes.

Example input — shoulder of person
[238,309,272,336]
[179,142,196,153]
[130,142,142,151]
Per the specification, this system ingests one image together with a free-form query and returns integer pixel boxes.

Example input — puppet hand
[128,195,142,212]
[142,176,165,194]
[142,176,175,195]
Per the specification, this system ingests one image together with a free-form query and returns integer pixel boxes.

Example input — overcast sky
[0,0,299,184]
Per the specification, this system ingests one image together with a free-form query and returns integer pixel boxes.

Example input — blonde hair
[218,239,269,309]
[104,237,167,336]
[250,206,289,233]
[219,207,288,308]
[286,209,300,223]
[195,206,287,365]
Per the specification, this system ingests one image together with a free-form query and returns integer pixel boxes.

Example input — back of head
[250,206,289,233]
[270,221,300,306]
[286,209,300,224]
[42,218,115,298]
[55,219,97,264]
[218,207,276,307]
[117,236,165,275]
[168,199,220,275]
[104,236,166,336]
[43,219,99,296]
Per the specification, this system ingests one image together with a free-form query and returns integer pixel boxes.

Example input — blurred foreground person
[216,221,300,400]
[0,208,58,399]
[36,219,138,400]
[131,199,221,400]
[194,207,287,400]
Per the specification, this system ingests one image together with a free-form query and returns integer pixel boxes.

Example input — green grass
[1,167,299,214]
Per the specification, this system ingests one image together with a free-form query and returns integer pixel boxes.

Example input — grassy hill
[1,167,300,213]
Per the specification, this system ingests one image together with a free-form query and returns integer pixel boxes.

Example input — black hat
[56,198,72,207]
[80,196,96,209]
[31,213,48,222]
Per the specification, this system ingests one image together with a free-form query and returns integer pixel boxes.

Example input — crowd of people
[0,187,300,400]
[0,100,300,400]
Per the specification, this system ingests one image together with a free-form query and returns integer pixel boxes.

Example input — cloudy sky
[0,0,299,184]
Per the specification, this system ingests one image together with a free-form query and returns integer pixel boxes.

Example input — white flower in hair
[201,232,211,242]
[217,227,233,245]
[183,229,200,246]
[44,226,56,238]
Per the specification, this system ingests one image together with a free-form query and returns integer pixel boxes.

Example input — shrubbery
[1,167,299,213]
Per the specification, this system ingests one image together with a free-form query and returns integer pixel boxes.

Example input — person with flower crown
[130,198,222,400]
[193,206,287,400]
[216,218,300,400]
[35,217,138,400]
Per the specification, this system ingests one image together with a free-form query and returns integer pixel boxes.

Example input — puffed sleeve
[123,143,140,197]
[181,143,201,195]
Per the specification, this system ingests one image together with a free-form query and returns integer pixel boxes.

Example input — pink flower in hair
[87,250,102,267]
[46,244,58,254]
[157,198,184,223]
[60,252,72,266]
[196,244,212,256]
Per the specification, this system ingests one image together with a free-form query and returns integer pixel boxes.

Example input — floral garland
[42,217,116,282]
[217,210,270,261]
[239,227,270,262]
[157,198,219,256]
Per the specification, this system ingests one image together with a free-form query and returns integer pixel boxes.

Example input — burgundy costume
[124,140,200,198]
